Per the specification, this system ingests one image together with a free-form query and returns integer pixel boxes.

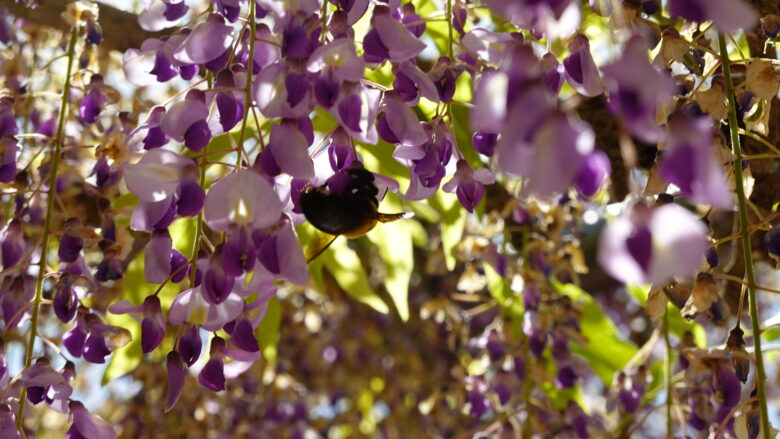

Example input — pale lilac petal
[107,300,144,317]
[382,95,427,146]
[204,170,283,231]
[21,364,66,387]
[124,149,194,202]
[204,293,243,331]
[462,29,514,65]
[563,35,604,97]
[332,86,380,144]
[265,124,314,179]
[70,401,116,439]
[646,205,708,284]
[145,229,172,283]
[471,71,509,133]
[307,38,365,83]
[253,63,311,119]
[173,14,233,64]
[139,1,172,32]
[275,223,308,285]
[374,13,426,62]
[399,61,439,103]
[130,198,175,232]
[122,39,163,87]
[160,94,209,142]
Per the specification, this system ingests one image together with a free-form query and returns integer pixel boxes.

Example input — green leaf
[552,281,638,385]
[484,263,524,319]
[429,191,467,270]
[256,296,281,364]
[367,196,413,321]
[320,238,390,315]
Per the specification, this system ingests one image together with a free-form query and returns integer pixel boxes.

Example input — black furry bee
[299,166,410,262]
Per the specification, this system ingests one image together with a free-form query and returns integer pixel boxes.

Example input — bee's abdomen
[300,186,381,236]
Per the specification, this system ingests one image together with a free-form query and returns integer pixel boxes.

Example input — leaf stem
[236,0,256,169]
[446,0,454,59]
[718,33,770,439]
[663,308,673,438]
[16,26,78,434]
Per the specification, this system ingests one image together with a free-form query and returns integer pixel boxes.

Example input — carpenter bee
[299,165,411,262]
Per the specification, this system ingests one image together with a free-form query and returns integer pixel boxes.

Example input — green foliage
[366,195,414,321]
[552,281,638,385]
[484,263,523,319]
[256,296,281,364]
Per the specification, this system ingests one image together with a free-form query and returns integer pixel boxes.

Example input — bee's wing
[376,211,414,223]
[305,230,340,263]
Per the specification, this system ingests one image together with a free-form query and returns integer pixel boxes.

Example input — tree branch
[6,0,170,52]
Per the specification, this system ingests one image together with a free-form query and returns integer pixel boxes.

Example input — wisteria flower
[172,13,233,65]
[160,90,211,151]
[601,35,676,143]
[363,6,426,63]
[659,114,732,208]
[108,295,166,353]
[668,0,757,33]
[257,122,314,179]
[598,202,708,285]
[442,160,495,213]
[497,110,594,197]
[67,401,116,439]
[563,34,604,97]
[203,169,283,232]
[168,284,244,332]
[138,0,189,31]
[123,148,203,231]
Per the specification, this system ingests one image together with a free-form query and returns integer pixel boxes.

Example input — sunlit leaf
[367,195,413,321]
[552,281,638,385]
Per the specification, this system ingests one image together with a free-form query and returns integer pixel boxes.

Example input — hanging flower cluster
[1,0,779,436]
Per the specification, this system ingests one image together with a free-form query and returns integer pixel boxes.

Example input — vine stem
[446,0,454,60]
[663,308,672,438]
[718,33,770,439]
[16,26,78,433]
[236,0,257,169]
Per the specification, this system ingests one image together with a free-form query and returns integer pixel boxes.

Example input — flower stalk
[16,26,79,432]
[236,0,257,169]
[718,32,770,439]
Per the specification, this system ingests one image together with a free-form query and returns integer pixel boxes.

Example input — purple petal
[178,324,202,367]
[79,89,105,124]
[63,326,87,358]
[230,318,259,352]
[176,179,205,217]
[165,351,185,412]
[575,149,611,197]
[53,286,78,323]
[83,333,111,363]
[170,249,189,282]
[216,93,243,132]
[183,119,211,152]
[141,296,165,353]
[198,358,225,391]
